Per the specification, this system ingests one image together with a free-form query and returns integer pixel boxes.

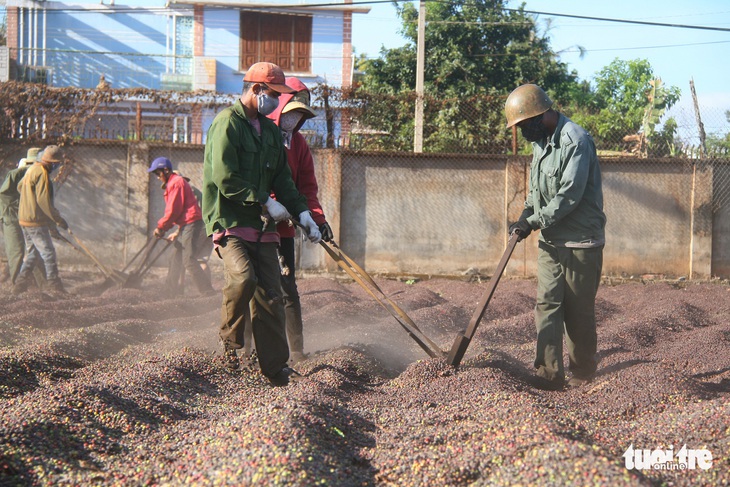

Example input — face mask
[520,114,549,142]
[280,112,304,133]
[257,92,279,116]
[51,163,61,172]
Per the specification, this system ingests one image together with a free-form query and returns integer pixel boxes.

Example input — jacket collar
[232,98,251,120]
[548,113,568,148]
[535,112,568,151]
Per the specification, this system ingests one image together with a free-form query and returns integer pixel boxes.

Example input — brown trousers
[217,236,288,377]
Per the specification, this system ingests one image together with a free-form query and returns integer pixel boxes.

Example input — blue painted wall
[44,9,177,89]
[13,1,347,93]
[203,8,241,95]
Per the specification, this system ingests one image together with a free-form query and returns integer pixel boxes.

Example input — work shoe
[533,366,565,391]
[566,375,593,389]
[45,279,68,295]
[268,367,302,387]
[11,279,30,295]
[531,375,565,391]
[532,365,565,391]
[199,287,217,297]
[221,348,239,370]
[240,348,258,370]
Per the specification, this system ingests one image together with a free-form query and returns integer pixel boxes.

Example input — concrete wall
[1,142,727,279]
[329,152,725,280]
[711,161,730,277]
[338,153,507,275]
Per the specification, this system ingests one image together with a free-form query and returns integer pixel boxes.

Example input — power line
[509,7,730,33]
[560,39,730,54]
[241,0,730,33]
[7,0,730,34]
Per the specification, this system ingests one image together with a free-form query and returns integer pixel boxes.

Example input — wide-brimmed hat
[282,88,317,120]
[243,62,294,94]
[41,145,63,164]
[26,147,41,162]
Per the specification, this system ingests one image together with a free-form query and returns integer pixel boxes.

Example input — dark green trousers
[3,219,24,283]
[217,236,288,378]
[535,240,603,381]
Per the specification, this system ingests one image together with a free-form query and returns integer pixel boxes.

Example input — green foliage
[340,85,511,153]
[647,117,678,157]
[643,79,666,138]
[706,133,730,156]
[571,59,681,152]
[705,112,730,156]
[0,9,6,46]
[361,0,577,96]
[641,80,678,157]
[354,0,578,153]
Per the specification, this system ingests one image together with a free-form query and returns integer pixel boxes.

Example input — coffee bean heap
[0,276,727,485]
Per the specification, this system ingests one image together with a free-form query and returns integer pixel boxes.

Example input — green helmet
[504,84,553,128]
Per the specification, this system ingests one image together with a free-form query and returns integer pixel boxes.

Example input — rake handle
[447,231,520,367]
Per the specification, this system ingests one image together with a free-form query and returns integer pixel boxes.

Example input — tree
[349,0,580,153]
[705,109,730,157]
[569,58,681,153]
[362,0,577,96]
[0,10,6,46]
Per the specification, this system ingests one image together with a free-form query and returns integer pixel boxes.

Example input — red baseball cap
[243,62,295,94]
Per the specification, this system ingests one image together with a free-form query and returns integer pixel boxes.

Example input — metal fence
[1,81,729,212]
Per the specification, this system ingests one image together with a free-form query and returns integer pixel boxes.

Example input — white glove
[263,197,291,223]
[299,211,322,244]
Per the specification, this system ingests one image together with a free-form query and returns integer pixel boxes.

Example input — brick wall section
[340,7,353,145]
[192,5,205,143]
[194,5,204,57]
[7,8,18,56]
[191,104,203,144]
[5,7,19,80]
[341,11,352,87]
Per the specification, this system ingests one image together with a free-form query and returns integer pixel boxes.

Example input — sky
[351,0,730,138]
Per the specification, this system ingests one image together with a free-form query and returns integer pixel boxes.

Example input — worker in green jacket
[0,147,46,287]
[202,61,322,387]
[505,84,606,390]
